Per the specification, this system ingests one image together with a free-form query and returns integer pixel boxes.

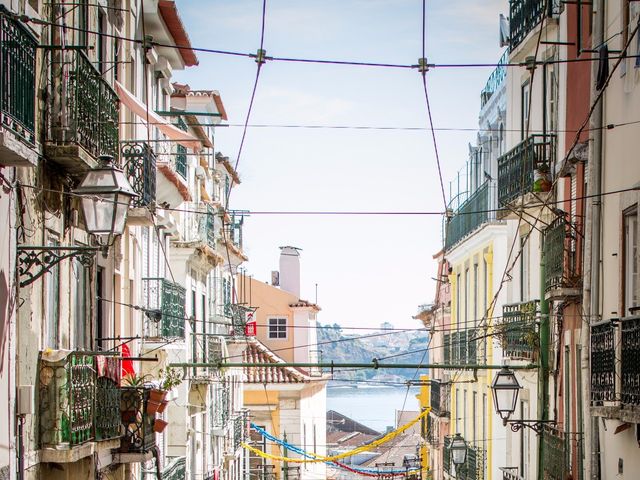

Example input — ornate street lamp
[491,366,556,434]
[72,155,137,247]
[450,433,467,466]
[17,155,136,287]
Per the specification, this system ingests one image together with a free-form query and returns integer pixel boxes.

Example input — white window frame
[268,317,288,340]
[624,206,638,316]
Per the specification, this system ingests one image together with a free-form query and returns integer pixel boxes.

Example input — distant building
[380,322,394,330]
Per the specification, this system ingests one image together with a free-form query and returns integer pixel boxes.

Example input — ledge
[113,450,155,464]
[44,142,98,173]
[545,287,581,301]
[126,207,155,226]
[592,404,640,423]
[0,130,38,167]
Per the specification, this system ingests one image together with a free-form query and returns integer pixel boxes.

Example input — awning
[115,81,202,150]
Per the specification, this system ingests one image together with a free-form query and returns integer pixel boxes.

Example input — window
[521,79,531,139]
[456,273,461,328]
[520,236,530,301]
[97,9,106,74]
[472,392,477,442]
[455,388,460,433]
[465,268,470,325]
[268,318,287,339]
[78,0,89,52]
[624,207,638,315]
[473,264,478,325]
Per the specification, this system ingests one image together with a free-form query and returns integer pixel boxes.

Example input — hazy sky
[175,0,506,328]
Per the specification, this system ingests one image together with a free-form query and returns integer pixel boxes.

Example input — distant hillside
[316,323,429,382]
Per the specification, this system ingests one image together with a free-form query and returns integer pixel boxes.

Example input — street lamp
[17,155,137,287]
[72,155,137,247]
[491,366,522,425]
[450,433,467,466]
[490,366,556,434]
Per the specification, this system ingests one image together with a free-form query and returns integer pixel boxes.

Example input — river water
[326,386,421,433]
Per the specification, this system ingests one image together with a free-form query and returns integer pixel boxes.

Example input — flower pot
[149,389,167,403]
[153,419,168,433]
[146,399,161,415]
[157,399,170,413]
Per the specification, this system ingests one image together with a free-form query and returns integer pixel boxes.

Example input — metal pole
[538,235,550,480]
[170,361,537,370]
[283,432,288,480]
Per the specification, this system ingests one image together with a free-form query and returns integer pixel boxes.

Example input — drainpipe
[582,0,604,479]
[538,239,550,480]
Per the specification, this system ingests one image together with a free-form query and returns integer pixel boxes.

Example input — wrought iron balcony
[500,467,525,480]
[543,216,580,293]
[445,182,491,250]
[443,440,485,480]
[430,380,450,417]
[39,351,121,449]
[191,334,226,379]
[212,382,231,430]
[0,7,37,144]
[509,0,558,50]
[590,320,615,404]
[500,300,539,360]
[142,277,187,338]
[480,51,508,108]
[122,141,157,208]
[120,387,156,453]
[48,50,119,164]
[497,134,555,208]
[223,211,245,251]
[233,410,248,451]
[179,202,219,250]
[542,426,567,480]
[622,316,640,406]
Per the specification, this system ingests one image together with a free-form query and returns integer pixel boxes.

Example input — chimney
[279,246,301,297]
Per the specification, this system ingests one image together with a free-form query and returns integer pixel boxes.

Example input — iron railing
[443,436,451,475]
[120,387,156,453]
[223,211,245,250]
[180,202,218,249]
[430,380,450,417]
[480,51,508,108]
[142,277,187,338]
[501,300,539,360]
[212,382,230,430]
[122,141,157,207]
[49,50,119,158]
[192,334,226,379]
[0,7,36,143]
[590,320,616,404]
[542,426,567,480]
[458,445,486,480]
[443,333,451,364]
[543,216,579,292]
[497,134,555,207]
[500,467,525,480]
[39,352,121,448]
[622,316,640,405]
[509,0,558,50]
[233,411,248,451]
[445,182,490,250]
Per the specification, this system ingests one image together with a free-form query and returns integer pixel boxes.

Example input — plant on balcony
[533,163,551,193]
[121,373,151,422]
[160,366,183,391]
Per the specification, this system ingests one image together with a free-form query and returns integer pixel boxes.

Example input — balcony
[542,426,567,480]
[0,7,38,167]
[233,410,249,451]
[122,141,157,208]
[497,135,555,212]
[142,277,187,339]
[500,467,525,480]
[212,382,231,432]
[500,300,539,360]
[443,439,485,480]
[119,387,156,455]
[445,182,491,251]
[543,216,580,297]
[191,334,226,380]
[480,51,507,108]
[178,202,219,252]
[430,380,450,417]
[222,211,246,259]
[446,329,480,366]
[38,351,121,462]
[622,316,640,406]
[590,320,616,405]
[46,50,119,170]
[509,0,560,50]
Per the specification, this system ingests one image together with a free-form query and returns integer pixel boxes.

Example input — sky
[175,0,507,329]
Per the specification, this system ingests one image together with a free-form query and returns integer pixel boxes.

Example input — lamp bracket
[17,245,99,288]
[507,419,557,434]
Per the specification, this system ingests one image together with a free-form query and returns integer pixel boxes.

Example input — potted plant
[153,418,169,433]
[121,373,150,422]
[160,367,183,391]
